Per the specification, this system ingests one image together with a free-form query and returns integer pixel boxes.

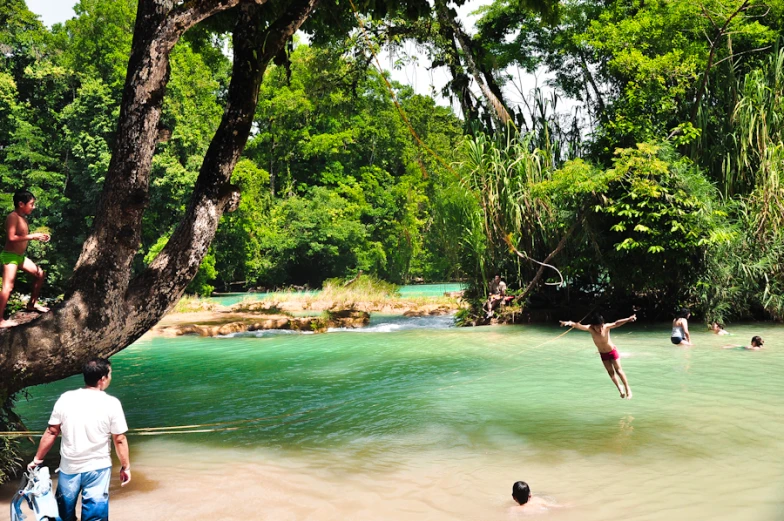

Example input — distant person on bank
[559,313,636,399]
[484,274,508,318]
[29,357,131,521]
[0,189,50,328]
[671,308,693,346]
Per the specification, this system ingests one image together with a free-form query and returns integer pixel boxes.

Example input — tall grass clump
[313,275,400,309]
[0,393,23,485]
[457,131,561,299]
[172,295,219,313]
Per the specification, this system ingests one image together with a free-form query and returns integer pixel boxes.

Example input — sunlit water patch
[328,313,455,333]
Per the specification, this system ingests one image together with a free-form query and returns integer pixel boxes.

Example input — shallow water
[3,320,783,520]
[396,282,462,297]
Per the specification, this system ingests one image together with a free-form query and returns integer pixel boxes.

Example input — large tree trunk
[0,0,319,396]
[433,0,510,129]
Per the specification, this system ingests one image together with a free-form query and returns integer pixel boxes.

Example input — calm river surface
[3,317,783,520]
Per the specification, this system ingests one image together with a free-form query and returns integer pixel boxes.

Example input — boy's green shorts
[0,251,25,266]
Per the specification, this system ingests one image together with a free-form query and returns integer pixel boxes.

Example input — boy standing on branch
[0,189,50,328]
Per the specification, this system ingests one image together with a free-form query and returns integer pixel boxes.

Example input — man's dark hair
[588,313,605,325]
[12,190,35,208]
[83,357,111,387]
[512,481,531,505]
[751,336,763,347]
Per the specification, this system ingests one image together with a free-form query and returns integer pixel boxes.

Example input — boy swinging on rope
[559,313,635,399]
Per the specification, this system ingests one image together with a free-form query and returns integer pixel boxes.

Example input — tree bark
[689,0,750,125]
[429,3,478,122]
[0,0,319,396]
[433,0,510,129]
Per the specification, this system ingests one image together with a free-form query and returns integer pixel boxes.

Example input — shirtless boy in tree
[0,190,50,328]
[559,313,636,399]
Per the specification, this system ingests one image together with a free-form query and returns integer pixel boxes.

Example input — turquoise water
[209,283,462,306]
[3,319,783,520]
[396,282,462,297]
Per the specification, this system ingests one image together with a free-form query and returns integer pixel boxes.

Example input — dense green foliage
[0,0,465,297]
[444,0,784,322]
[213,41,465,288]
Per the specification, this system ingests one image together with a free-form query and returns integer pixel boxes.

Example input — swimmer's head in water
[588,313,604,326]
[512,481,531,505]
[751,336,763,347]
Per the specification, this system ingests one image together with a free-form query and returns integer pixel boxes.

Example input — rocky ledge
[153,309,370,337]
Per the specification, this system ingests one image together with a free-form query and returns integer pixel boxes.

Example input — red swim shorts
[599,348,619,361]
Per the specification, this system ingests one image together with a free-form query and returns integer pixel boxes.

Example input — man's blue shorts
[55,467,111,521]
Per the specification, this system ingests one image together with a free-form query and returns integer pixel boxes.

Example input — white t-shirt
[48,388,128,474]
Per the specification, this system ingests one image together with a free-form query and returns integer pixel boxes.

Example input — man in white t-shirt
[29,357,131,521]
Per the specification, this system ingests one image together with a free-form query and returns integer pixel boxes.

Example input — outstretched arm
[560,320,590,331]
[607,314,637,329]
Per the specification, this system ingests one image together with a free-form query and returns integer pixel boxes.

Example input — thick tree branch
[70,0,264,304]
[163,0,264,42]
[577,48,606,116]
[690,0,750,124]
[0,0,305,395]
[127,0,320,314]
[434,0,510,128]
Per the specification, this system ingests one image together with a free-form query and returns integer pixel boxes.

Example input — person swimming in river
[723,336,764,350]
[671,308,693,346]
[710,322,729,335]
[0,189,50,328]
[511,481,561,511]
[559,313,635,399]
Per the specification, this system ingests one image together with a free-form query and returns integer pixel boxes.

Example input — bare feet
[26,303,50,313]
[619,388,626,399]
[0,319,20,329]
[625,389,633,400]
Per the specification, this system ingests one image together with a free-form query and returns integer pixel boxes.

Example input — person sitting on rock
[484,275,507,319]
